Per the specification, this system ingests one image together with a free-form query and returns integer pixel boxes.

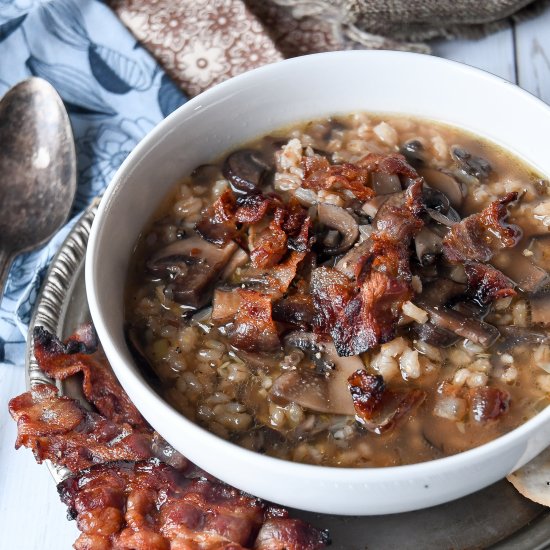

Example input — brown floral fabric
[108,0,363,97]
[108,0,284,97]
[108,0,548,97]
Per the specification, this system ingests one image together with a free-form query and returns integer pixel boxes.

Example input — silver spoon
[0,77,76,299]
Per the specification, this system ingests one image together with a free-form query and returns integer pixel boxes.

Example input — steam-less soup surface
[126,113,550,467]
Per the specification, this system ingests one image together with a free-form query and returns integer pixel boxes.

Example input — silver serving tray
[25,199,550,549]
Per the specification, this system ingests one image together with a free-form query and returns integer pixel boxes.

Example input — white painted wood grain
[431,24,517,83]
[0,363,79,550]
[515,4,550,105]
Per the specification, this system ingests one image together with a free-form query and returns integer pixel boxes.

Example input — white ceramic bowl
[86,50,550,515]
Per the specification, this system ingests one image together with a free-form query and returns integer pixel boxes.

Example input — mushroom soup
[125,113,550,467]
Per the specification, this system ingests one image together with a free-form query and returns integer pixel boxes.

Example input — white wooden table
[1,7,550,549]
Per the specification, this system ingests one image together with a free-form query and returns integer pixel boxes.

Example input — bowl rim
[86,49,550,482]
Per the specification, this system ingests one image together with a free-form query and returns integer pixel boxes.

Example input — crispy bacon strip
[302,155,374,201]
[331,271,412,356]
[230,290,281,352]
[33,326,148,431]
[464,261,516,305]
[348,371,386,420]
[253,519,329,550]
[469,386,510,422]
[347,370,426,434]
[58,460,327,550]
[250,208,289,268]
[437,382,511,423]
[9,384,154,471]
[357,152,421,182]
[196,189,239,246]
[313,182,424,356]
[310,267,354,335]
[11,327,327,549]
[302,152,419,203]
[235,193,273,224]
[443,192,522,263]
[268,251,307,293]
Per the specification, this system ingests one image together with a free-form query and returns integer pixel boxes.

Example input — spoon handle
[0,248,14,302]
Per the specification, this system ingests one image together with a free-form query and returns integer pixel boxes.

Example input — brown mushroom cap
[270,338,362,415]
[316,202,359,256]
[148,236,237,308]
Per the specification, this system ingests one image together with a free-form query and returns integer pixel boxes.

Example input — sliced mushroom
[451,145,492,180]
[492,252,550,292]
[335,238,372,279]
[222,149,269,194]
[420,168,465,209]
[271,337,362,415]
[529,291,550,326]
[361,194,391,218]
[419,278,466,307]
[400,139,425,166]
[497,326,550,352]
[148,236,237,308]
[414,227,443,265]
[412,321,460,348]
[293,187,318,207]
[317,203,359,255]
[426,207,460,227]
[190,307,213,330]
[283,331,334,372]
[419,302,500,348]
[191,164,222,186]
[423,186,451,213]
[221,247,250,280]
[371,173,402,195]
[452,300,489,320]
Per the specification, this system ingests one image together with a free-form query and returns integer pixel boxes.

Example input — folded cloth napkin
[0,0,187,366]
[109,0,550,97]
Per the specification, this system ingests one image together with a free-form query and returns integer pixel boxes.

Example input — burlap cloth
[107,0,548,95]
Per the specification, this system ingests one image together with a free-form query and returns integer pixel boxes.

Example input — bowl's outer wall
[87,51,550,515]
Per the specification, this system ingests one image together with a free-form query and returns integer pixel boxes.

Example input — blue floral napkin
[0,0,187,365]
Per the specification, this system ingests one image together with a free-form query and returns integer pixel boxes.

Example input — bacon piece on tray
[58,460,328,550]
[33,325,148,431]
[9,383,154,471]
[443,192,521,263]
[10,326,328,549]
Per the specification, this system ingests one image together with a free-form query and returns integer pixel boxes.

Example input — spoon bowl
[0,77,76,297]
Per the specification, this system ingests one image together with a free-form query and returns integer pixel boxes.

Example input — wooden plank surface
[515,6,550,105]
[431,24,517,82]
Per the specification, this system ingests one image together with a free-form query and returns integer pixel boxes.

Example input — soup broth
[126,113,550,467]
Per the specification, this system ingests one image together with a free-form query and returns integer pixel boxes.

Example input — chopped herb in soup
[125,113,550,467]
